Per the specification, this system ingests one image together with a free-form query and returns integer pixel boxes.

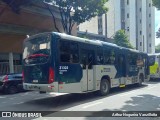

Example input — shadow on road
[85,93,160,120]
[22,84,148,110]
[147,79,160,84]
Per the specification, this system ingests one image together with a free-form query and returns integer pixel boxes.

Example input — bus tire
[98,79,110,96]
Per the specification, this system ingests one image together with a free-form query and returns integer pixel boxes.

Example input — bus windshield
[23,34,51,64]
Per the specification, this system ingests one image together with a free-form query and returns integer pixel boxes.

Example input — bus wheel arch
[98,76,111,96]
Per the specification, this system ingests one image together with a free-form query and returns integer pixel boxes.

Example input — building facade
[0,1,77,74]
[78,0,155,53]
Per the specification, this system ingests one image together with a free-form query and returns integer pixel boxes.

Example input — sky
[155,8,160,46]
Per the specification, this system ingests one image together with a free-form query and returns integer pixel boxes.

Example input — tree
[152,0,160,10]
[156,28,160,38]
[1,0,108,35]
[113,30,134,49]
[155,43,160,53]
[153,0,160,38]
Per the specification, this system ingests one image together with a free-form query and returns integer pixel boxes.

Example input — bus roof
[25,32,143,54]
[55,32,103,46]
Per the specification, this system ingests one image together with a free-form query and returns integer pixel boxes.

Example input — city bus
[148,53,160,80]
[22,32,149,96]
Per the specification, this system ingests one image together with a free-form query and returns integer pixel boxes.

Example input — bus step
[119,84,125,88]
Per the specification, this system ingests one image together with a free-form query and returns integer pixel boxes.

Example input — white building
[78,0,155,53]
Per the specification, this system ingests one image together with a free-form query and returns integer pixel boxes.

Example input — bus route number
[59,66,68,74]
[59,66,68,70]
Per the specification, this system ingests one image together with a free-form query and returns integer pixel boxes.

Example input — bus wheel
[99,79,110,96]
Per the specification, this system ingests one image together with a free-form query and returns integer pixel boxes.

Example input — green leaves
[152,0,160,10]
[113,30,134,49]
[51,0,108,34]
[155,43,160,53]
[156,28,160,38]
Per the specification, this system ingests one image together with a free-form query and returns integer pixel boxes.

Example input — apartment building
[78,0,155,53]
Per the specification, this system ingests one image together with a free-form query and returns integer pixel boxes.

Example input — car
[0,73,24,94]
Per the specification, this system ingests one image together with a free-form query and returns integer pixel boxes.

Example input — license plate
[33,80,38,83]
[29,85,40,89]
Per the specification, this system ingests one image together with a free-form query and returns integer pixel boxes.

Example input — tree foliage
[153,0,160,39]
[1,0,108,35]
[155,43,160,53]
[114,30,134,49]
[156,28,160,38]
[152,0,160,10]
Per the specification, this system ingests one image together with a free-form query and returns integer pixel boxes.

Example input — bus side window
[59,40,79,63]
[97,48,103,64]
[104,49,115,65]
[70,42,79,63]
[59,41,70,62]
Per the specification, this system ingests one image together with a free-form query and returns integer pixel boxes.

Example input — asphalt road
[0,80,160,120]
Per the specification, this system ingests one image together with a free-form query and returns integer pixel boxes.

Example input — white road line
[119,91,137,97]
[0,97,6,99]
[14,102,24,105]
[9,97,16,100]
[82,102,103,109]
[147,86,157,90]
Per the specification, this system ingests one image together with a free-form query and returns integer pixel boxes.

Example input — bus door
[117,54,126,84]
[81,49,95,91]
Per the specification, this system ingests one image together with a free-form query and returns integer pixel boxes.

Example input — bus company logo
[2,112,11,117]
[101,68,111,73]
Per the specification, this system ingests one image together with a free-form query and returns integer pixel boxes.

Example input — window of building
[149,24,151,28]
[140,31,142,35]
[139,8,141,12]
[127,0,129,5]
[149,3,151,7]
[149,43,151,47]
[127,13,129,18]
[140,42,142,46]
[149,13,151,17]
[127,27,129,31]
[140,19,141,24]
[149,34,151,37]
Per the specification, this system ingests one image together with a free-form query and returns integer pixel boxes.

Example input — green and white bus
[22,32,149,96]
[148,53,160,80]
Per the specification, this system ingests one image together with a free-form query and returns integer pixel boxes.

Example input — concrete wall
[0,2,77,53]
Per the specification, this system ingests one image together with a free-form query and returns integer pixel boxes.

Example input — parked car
[0,73,24,94]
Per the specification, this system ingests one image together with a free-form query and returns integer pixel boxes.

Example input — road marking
[82,102,103,109]
[147,86,157,90]
[9,97,16,100]
[119,91,137,97]
[14,102,24,105]
[0,97,6,99]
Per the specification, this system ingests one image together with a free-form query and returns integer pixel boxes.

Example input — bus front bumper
[23,82,58,92]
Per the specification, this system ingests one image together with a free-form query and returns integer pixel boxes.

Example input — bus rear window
[23,34,51,64]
